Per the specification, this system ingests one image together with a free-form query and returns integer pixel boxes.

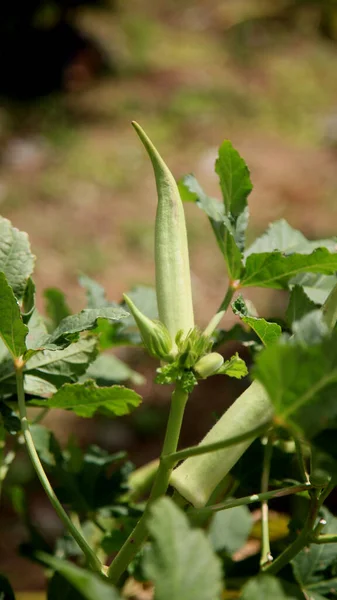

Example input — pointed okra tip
[131,121,168,175]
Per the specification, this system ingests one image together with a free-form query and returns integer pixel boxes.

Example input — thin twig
[260,436,273,567]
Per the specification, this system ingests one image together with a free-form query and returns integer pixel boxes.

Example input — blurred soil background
[1,0,337,595]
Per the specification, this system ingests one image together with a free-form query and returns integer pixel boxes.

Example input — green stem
[294,437,310,484]
[260,437,273,567]
[203,286,235,337]
[318,480,335,508]
[15,365,102,574]
[33,407,50,424]
[163,422,270,466]
[107,383,188,583]
[189,483,312,516]
[312,533,337,544]
[263,491,320,576]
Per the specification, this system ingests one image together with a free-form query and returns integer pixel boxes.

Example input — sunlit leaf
[0,216,35,300]
[0,272,28,358]
[232,296,281,346]
[241,248,337,289]
[31,381,141,417]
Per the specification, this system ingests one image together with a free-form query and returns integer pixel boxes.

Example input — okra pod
[170,381,274,507]
[132,122,194,347]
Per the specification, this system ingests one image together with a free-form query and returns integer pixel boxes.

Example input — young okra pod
[132,122,194,349]
[123,293,172,361]
[170,381,274,507]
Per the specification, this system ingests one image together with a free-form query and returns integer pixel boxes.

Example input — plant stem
[15,364,102,574]
[318,480,335,508]
[107,383,188,583]
[32,407,50,424]
[260,436,273,567]
[203,285,235,337]
[312,534,337,544]
[189,483,312,516]
[263,491,320,576]
[294,436,310,484]
[163,422,270,466]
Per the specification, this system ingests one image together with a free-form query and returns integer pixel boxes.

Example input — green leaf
[31,425,128,511]
[39,553,121,600]
[218,353,248,379]
[48,572,85,600]
[292,311,329,346]
[79,274,109,309]
[24,374,57,398]
[290,274,337,305]
[31,424,59,466]
[245,219,337,258]
[26,337,98,387]
[241,248,337,289]
[179,174,244,272]
[0,216,35,300]
[0,573,15,600]
[215,140,253,218]
[44,288,71,329]
[84,354,145,386]
[0,402,21,434]
[22,277,36,324]
[292,507,337,587]
[47,307,129,346]
[71,445,128,510]
[240,574,305,599]
[144,497,222,600]
[253,332,337,438]
[0,272,28,358]
[179,174,224,219]
[232,296,282,346]
[304,577,337,598]
[245,219,310,257]
[209,504,252,555]
[25,309,49,351]
[31,380,141,418]
[286,285,317,327]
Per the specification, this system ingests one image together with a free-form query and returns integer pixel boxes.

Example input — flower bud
[194,352,224,379]
[123,294,172,360]
[132,122,194,349]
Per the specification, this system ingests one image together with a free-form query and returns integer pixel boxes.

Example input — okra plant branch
[162,421,271,466]
[107,383,188,583]
[14,360,103,574]
[294,436,310,485]
[263,489,321,576]
[189,482,313,516]
[260,436,273,567]
[203,284,236,337]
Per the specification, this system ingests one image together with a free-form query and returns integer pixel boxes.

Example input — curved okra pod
[170,381,274,507]
[132,122,194,349]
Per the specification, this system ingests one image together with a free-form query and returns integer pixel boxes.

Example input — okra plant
[1,123,337,599]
